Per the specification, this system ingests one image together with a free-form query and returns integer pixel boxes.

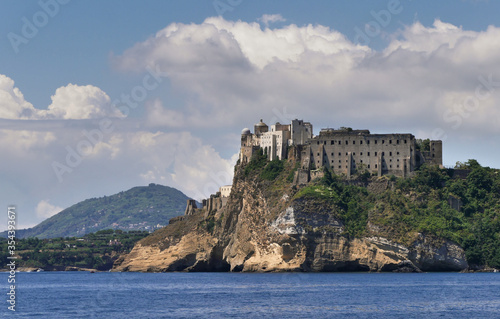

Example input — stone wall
[306,131,417,177]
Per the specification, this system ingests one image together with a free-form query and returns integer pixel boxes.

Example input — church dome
[241,128,251,135]
[255,119,267,127]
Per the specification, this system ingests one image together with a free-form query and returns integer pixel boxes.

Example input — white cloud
[36,200,63,219]
[41,83,123,119]
[145,99,185,128]
[258,14,286,27]
[113,16,370,71]
[0,76,123,120]
[0,74,38,119]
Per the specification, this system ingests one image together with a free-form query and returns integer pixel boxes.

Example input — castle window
[375,164,378,168]
[390,152,392,156]
[368,164,370,168]
[375,140,378,144]
[345,141,348,145]
[317,141,320,145]
[360,160,363,163]
[432,154,435,158]
[324,141,326,145]
[404,140,407,144]
[346,152,348,156]
[339,141,341,145]
[397,152,399,155]
[353,152,355,156]
[360,141,363,145]
[367,152,370,156]
[390,159,392,162]
[367,140,370,145]
[339,166,341,169]
[375,152,378,156]
[390,165,392,168]
[382,140,385,144]
[397,159,400,162]
[432,148,435,151]
[382,152,385,156]
[389,140,392,144]
[397,165,400,168]
[339,152,341,156]
[360,152,363,156]
[397,140,400,144]
[331,141,334,145]
[331,152,334,156]
[317,153,320,156]
[353,140,355,144]
[331,160,334,163]
[339,160,341,163]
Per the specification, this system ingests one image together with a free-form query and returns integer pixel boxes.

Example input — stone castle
[240,119,442,179]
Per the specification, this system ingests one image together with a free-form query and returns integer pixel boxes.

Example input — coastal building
[240,119,442,178]
[219,185,232,198]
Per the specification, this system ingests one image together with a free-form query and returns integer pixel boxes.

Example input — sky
[1,0,500,230]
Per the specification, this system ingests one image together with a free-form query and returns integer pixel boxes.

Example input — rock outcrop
[113,161,469,273]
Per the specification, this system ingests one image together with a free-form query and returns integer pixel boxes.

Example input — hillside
[114,151,500,273]
[9,184,194,239]
[0,230,150,271]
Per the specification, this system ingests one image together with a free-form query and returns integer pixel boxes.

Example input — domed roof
[241,128,251,135]
[255,119,267,127]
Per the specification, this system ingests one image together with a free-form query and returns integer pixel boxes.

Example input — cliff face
[113,162,468,273]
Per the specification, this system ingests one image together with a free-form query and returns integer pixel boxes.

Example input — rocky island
[114,120,500,273]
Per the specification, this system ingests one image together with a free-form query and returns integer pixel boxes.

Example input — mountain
[114,154,500,273]
[10,183,195,239]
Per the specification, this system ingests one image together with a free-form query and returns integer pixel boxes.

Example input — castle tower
[240,128,253,164]
[254,119,268,136]
[430,140,443,167]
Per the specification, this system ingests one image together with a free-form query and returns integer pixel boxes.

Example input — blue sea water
[1,272,499,318]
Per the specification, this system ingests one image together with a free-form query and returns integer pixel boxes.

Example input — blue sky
[1,0,500,230]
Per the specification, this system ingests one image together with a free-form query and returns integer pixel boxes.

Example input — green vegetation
[244,148,287,181]
[6,184,191,239]
[0,230,149,271]
[292,161,500,268]
[416,138,431,151]
[261,159,285,181]
[244,149,268,176]
[294,170,371,237]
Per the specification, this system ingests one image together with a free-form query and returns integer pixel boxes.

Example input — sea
[1,272,499,318]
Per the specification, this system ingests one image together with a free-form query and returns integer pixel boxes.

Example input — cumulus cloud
[258,14,286,27]
[41,84,123,119]
[113,16,369,71]
[0,74,38,119]
[0,76,123,120]
[36,200,63,219]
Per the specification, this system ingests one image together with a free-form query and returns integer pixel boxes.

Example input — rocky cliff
[113,155,470,273]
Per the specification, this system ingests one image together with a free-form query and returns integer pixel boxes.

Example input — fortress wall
[309,133,415,177]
